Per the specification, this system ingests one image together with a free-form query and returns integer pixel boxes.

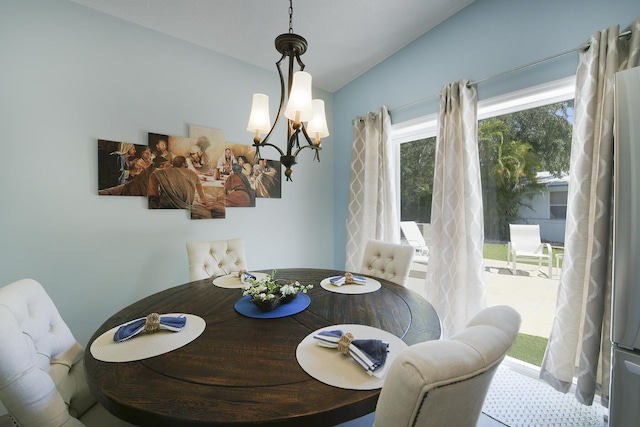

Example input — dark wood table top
[84,268,441,427]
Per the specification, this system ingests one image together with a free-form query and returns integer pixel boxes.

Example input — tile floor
[335,408,507,426]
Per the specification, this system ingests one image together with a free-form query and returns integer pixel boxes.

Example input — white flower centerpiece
[242,270,313,312]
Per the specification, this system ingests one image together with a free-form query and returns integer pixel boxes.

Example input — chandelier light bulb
[247,93,272,141]
[284,71,313,123]
[306,99,329,143]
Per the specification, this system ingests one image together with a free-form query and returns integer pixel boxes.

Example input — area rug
[482,366,605,426]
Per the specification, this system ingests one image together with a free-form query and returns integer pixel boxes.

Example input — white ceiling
[69,0,474,93]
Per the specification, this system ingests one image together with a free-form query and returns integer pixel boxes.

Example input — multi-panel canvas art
[98,125,282,220]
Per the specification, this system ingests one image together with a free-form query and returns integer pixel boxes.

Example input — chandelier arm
[294,53,306,71]
[300,125,315,146]
[280,128,301,182]
[291,126,320,156]
[283,50,302,156]
[275,52,288,105]
[291,142,321,161]
[256,141,285,157]
[285,125,301,157]
[296,126,321,162]
[290,125,300,151]
[254,53,288,149]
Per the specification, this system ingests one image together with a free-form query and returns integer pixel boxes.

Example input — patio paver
[405,258,558,338]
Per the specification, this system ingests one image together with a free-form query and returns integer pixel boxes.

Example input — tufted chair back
[0,279,133,427]
[373,305,521,427]
[359,239,415,286]
[186,238,248,281]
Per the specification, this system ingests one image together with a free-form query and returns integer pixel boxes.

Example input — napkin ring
[344,272,354,284]
[238,269,246,278]
[145,313,161,334]
[338,332,354,355]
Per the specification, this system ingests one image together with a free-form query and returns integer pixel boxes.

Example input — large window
[393,76,575,242]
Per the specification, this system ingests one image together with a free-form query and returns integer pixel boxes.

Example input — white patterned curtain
[345,107,399,272]
[540,17,640,406]
[425,80,486,338]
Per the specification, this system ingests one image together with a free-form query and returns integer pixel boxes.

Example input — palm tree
[479,119,542,240]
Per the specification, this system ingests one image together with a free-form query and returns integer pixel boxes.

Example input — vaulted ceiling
[69,0,475,92]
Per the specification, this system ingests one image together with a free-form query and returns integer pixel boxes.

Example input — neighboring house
[516,172,569,244]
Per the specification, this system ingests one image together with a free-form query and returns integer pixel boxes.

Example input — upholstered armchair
[186,238,248,281]
[373,305,521,427]
[359,239,415,286]
[0,278,133,426]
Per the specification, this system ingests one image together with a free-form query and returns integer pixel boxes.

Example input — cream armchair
[186,238,248,281]
[373,305,521,427]
[0,279,134,427]
[359,239,415,287]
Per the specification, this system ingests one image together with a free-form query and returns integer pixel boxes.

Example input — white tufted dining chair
[373,305,521,427]
[359,239,415,286]
[186,238,248,281]
[0,279,134,427]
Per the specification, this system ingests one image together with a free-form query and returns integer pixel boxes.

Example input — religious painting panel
[97,139,151,196]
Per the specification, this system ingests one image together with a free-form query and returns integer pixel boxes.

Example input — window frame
[391,75,576,217]
[549,189,569,220]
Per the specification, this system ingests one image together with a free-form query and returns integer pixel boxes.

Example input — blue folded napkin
[240,271,257,283]
[113,314,187,343]
[329,274,367,286]
[313,329,389,376]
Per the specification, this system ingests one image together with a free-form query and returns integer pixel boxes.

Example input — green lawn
[483,242,508,261]
[483,242,563,268]
[507,333,548,366]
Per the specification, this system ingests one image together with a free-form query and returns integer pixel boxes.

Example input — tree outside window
[399,100,573,241]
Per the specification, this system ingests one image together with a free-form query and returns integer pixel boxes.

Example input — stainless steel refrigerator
[611,65,640,427]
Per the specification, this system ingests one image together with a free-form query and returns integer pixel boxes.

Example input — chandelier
[246,0,329,181]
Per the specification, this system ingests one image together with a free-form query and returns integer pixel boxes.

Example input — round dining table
[84,268,441,427]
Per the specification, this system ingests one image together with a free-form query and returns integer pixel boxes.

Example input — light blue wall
[0,0,334,346]
[2,0,638,346]
[332,0,640,268]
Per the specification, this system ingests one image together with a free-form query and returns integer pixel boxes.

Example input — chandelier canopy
[246,0,329,181]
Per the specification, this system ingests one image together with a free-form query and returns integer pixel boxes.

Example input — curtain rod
[389,29,632,114]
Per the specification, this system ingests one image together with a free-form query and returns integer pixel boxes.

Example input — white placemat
[320,276,381,294]
[296,324,407,390]
[90,313,206,362]
[212,272,268,289]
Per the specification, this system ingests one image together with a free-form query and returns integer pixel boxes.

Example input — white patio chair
[507,224,553,278]
[400,221,429,264]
